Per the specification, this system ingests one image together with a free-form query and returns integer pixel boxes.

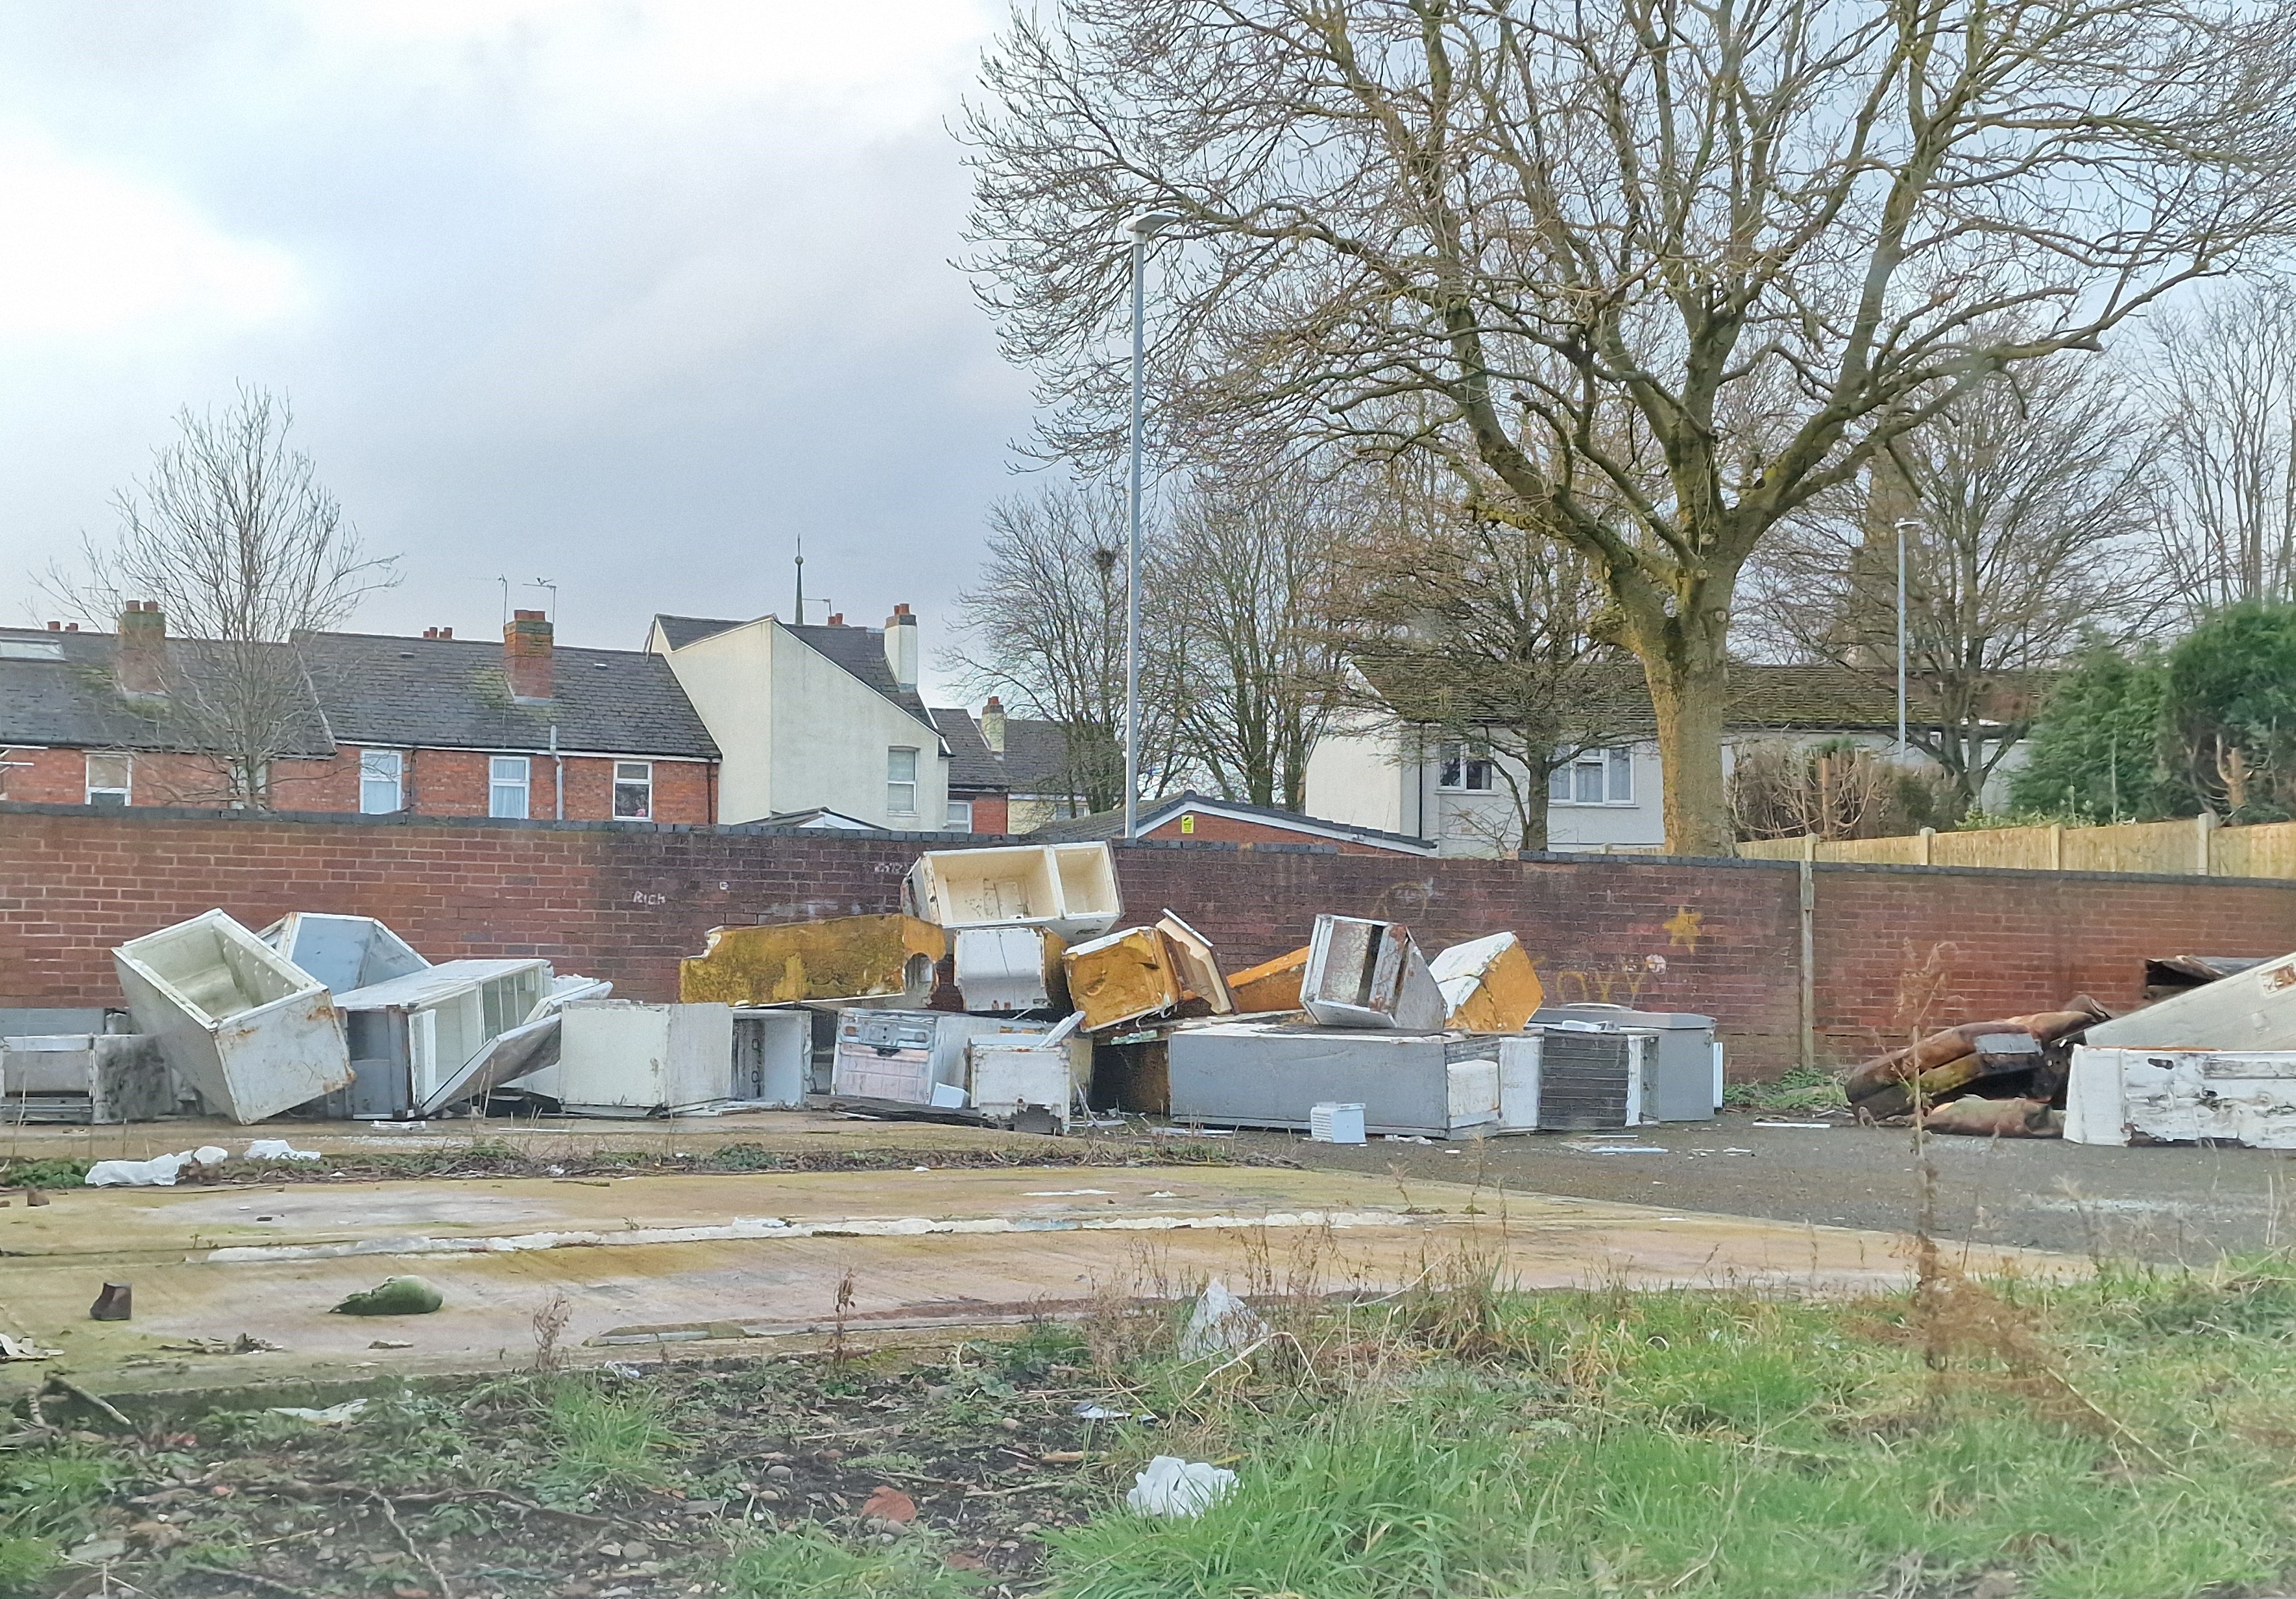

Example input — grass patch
[724,1525,984,1597]
[0,1448,116,1597]
[1723,1063,1847,1112]
[536,1373,675,1498]
[1039,1258,2296,1598]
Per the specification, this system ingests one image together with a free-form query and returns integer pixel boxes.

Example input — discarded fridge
[903,842,1123,941]
[1531,1004,1717,1121]
[547,1001,736,1116]
[2066,1045,2296,1148]
[1299,916,1446,1032]
[1166,1023,1508,1136]
[679,914,944,1007]
[261,913,429,993]
[1,1034,171,1124]
[730,1007,811,1106]
[327,959,554,1119]
[1429,932,1545,1032]
[953,925,1069,1013]
[113,910,350,1124]
[830,1008,1055,1105]
[2084,948,2296,1051]
[1497,1026,1654,1130]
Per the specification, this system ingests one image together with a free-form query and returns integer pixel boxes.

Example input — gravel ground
[1242,1107,2296,1264]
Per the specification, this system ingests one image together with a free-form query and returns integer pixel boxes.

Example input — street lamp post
[1892,517,1918,760]
[1121,211,1182,841]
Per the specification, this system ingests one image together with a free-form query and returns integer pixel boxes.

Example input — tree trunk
[1516,767,1552,852]
[1641,639,1735,857]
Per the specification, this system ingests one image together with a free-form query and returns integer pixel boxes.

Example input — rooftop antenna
[497,576,510,629]
[794,534,805,624]
[528,577,557,620]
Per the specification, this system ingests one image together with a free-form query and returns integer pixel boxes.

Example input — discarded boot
[331,1276,443,1316]
[89,1282,131,1321]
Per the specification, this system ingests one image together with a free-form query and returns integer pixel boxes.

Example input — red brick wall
[7,805,2296,1077]
[0,748,712,824]
[1142,810,1413,855]
[960,794,1010,835]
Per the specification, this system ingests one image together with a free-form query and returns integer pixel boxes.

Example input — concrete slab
[0,1164,2069,1397]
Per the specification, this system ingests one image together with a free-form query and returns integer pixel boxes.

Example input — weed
[725,1525,985,1597]
[1722,1064,1845,1112]
[0,1157,91,1189]
[531,1291,573,1372]
[0,1447,115,1597]
[536,1375,674,1498]
[997,1320,1088,1382]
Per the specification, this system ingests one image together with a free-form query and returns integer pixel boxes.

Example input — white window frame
[359,748,404,815]
[85,751,132,806]
[489,755,531,819]
[1550,747,1636,806]
[612,760,654,821]
[1436,740,1494,793]
[887,746,919,815]
[944,798,974,833]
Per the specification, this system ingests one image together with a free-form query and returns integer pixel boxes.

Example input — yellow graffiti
[1524,957,1652,1007]
[1663,905,1704,951]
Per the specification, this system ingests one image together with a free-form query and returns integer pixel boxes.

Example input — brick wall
[8,803,2296,1077]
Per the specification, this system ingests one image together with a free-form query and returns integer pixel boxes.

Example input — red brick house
[0,606,718,823]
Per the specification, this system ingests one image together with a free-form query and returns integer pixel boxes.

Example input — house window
[85,752,131,806]
[612,761,653,820]
[887,747,918,815]
[359,749,403,815]
[489,755,530,819]
[1437,741,1494,792]
[1551,748,1635,805]
[944,798,974,833]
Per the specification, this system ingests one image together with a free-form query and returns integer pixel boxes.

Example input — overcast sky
[0,1,1033,703]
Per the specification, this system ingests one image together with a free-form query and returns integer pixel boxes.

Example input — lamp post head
[1122,210,1185,239]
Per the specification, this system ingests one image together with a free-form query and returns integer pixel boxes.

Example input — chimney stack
[883,603,918,691]
[505,609,553,701]
[115,601,165,698]
[981,695,1007,755]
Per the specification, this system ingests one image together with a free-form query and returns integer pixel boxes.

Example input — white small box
[1309,1101,1367,1144]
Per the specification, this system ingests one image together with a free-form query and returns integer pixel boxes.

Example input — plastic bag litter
[1126,1455,1237,1517]
[1178,1278,1266,1359]
[267,1399,369,1425]
[244,1138,321,1163]
[1074,1402,1154,1421]
[84,1146,230,1187]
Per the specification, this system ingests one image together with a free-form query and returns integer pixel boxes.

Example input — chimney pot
[893,602,911,616]
[65,623,77,632]
[440,627,452,639]
[115,601,165,697]
[980,696,1007,755]
[826,612,843,627]
[46,621,59,631]
[504,610,553,700]
[423,627,437,639]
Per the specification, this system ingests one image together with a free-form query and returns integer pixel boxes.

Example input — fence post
[2198,811,2218,875]
[1918,826,1934,866]
[1798,857,1816,1071]
[1800,833,1816,864]
[2050,824,2063,871]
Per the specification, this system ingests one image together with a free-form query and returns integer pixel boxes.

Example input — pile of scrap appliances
[1844,954,2296,1148]
[0,842,1728,1141]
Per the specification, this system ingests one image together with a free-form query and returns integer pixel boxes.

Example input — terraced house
[0,605,720,823]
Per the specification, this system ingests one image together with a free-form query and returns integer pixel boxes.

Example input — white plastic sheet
[1126,1456,1238,1517]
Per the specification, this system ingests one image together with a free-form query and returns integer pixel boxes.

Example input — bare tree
[2144,279,2296,612]
[968,0,2296,854]
[1744,355,2162,812]
[1333,465,1626,850]
[1154,463,1352,809]
[41,387,396,807]
[947,480,1186,812]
